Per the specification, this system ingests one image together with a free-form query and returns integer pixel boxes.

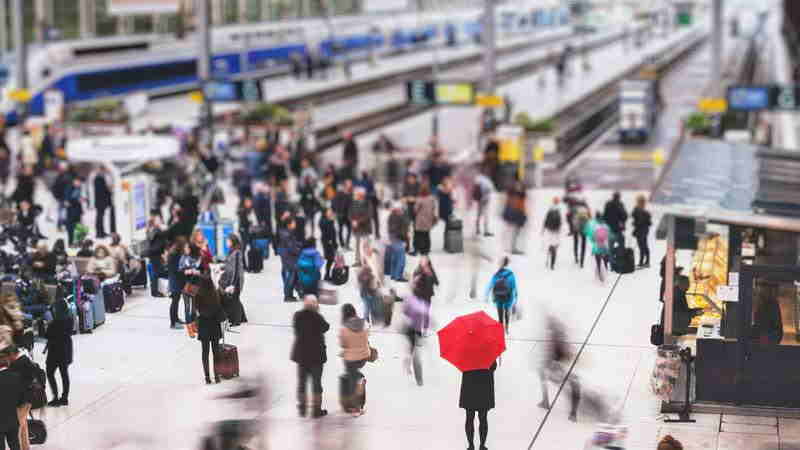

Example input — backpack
[296,253,319,287]
[572,205,590,232]
[594,224,609,249]
[29,361,48,410]
[492,272,511,301]
[544,209,561,231]
[471,184,484,202]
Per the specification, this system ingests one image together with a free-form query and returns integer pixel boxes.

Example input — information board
[726,84,800,112]
[406,81,476,106]
[204,80,264,103]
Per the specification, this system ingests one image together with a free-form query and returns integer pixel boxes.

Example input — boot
[298,394,307,417]
[311,394,328,418]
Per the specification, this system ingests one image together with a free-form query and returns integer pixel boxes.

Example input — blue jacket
[297,247,324,287]
[485,268,517,309]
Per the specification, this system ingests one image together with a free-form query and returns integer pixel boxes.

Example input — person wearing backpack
[542,197,563,270]
[567,196,590,268]
[485,257,517,334]
[296,238,324,297]
[584,213,611,282]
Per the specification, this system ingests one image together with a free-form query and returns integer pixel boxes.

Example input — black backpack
[544,209,561,231]
[29,362,47,410]
[493,272,511,301]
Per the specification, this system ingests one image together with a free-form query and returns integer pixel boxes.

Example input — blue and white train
[0,3,570,123]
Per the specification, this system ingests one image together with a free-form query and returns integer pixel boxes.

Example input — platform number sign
[727,84,800,112]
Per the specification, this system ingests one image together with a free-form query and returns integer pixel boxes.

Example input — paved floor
[24,183,792,450]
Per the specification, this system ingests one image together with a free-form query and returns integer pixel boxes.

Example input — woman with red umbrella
[460,361,497,450]
[438,311,505,450]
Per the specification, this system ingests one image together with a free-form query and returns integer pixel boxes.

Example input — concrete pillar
[80,0,97,38]
[0,0,7,55]
[212,0,226,24]
[483,0,497,93]
[261,0,272,21]
[711,0,723,86]
[118,16,135,35]
[34,0,50,42]
[238,0,248,22]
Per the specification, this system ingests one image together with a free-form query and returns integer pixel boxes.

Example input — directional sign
[476,94,504,108]
[727,85,772,112]
[406,81,475,106]
[698,98,727,114]
[9,89,31,103]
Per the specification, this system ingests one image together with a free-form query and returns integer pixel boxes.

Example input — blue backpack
[296,253,319,287]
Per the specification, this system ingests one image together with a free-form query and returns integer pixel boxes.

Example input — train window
[76,60,197,93]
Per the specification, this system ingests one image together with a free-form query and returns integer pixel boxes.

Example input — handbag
[368,346,379,363]
[186,321,198,339]
[28,412,47,445]
[183,282,199,297]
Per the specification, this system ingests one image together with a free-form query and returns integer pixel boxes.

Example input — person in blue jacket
[296,238,324,296]
[485,256,517,334]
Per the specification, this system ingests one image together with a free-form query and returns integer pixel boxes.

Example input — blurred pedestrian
[402,173,420,247]
[44,299,73,407]
[342,132,359,180]
[291,295,329,418]
[413,184,436,256]
[585,213,611,282]
[387,203,410,282]
[193,277,224,385]
[567,196,590,268]
[485,257,517,335]
[167,237,188,329]
[350,188,373,266]
[412,256,438,323]
[296,238,324,297]
[64,177,84,246]
[319,208,338,281]
[278,218,301,302]
[542,197,563,270]
[339,303,370,416]
[3,333,36,450]
[357,260,380,326]
[459,361,497,450]
[237,197,256,254]
[93,165,115,238]
[12,166,35,210]
[0,329,24,450]
[503,180,528,255]
[403,294,429,386]
[603,192,628,249]
[220,234,247,326]
[658,435,684,450]
[437,176,456,248]
[538,315,580,422]
[179,244,203,324]
[472,170,494,237]
[631,194,652,269]
[332,180,353,251]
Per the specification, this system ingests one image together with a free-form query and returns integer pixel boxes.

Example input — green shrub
[685,112,710,133]
[514,112,555,133]
[243,103,293,125]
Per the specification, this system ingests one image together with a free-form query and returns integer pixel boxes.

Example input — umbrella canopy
[438,311,506,372]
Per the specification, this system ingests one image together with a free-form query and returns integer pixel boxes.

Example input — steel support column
[12,0,27,119]
[483,0,497,94]
[79,0,96,38]
[0,0,8,56]
[711,0,724,86]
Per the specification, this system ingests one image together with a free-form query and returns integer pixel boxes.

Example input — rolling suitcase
[103,282,125,313]
[246,247,263,273]
[215,342,240,379]
[612,247,635,274]
[339,374,366,412]
[79,297,94,334]
[129,259,148,289]
[91,292,106,327]
[444,218,464,254]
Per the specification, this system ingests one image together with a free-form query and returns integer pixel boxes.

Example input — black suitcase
[129,259,148,289]
[339,374,366,412]
[612,247,635,274]
[103,282,125,313]
[246,247,263,273]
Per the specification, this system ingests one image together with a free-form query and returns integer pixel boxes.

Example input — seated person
[109,233,130,270]
[76,239,95,258]
[672,275,704,335]
[51,239,69,270]
[29,242,56,281]
[87,245,118,281]
[16,200,45,240]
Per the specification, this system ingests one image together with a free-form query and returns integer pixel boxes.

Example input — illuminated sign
[406,81,476,106]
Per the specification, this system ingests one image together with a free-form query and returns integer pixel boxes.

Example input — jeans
[389,240,406,280]
[573,233,587,267]
[405,327,424,386]
[297,364,324,404]
[170,293,180,326]
[636,233,650,266]
[183,294,194,323]
[497,306,510,331]
[65,221,77,246]
[46,361,70,401]
[0,427,20,450]
[201,338,220,379]
[337,217,351,248]
[281,265,297,299]
[362,294,377,324]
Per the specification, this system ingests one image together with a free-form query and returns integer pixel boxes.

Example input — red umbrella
[438,311,506,372]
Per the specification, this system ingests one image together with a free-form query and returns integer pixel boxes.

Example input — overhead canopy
[66,136,180,164]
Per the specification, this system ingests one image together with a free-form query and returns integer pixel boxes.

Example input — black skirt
[459,368,496,411]
[197,315,222,342]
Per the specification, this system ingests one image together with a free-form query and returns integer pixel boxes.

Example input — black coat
[290,309,329,367]
[632,207,652,238]
[253,193,272,232]
[8,354,37,404]
[0,369,24,431]
[94,174,113,208]
[603,199,628,234]
[12,174,34,205]
[45,318,74,366]
[459,362,497,411]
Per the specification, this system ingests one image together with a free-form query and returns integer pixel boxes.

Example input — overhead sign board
[204,80,264,103]
[724,85,800,112]
[108,0,181,15]
[406,81,476,106]
[698,98,728,114]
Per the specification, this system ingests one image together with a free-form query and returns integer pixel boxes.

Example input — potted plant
[684,112,711,136]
